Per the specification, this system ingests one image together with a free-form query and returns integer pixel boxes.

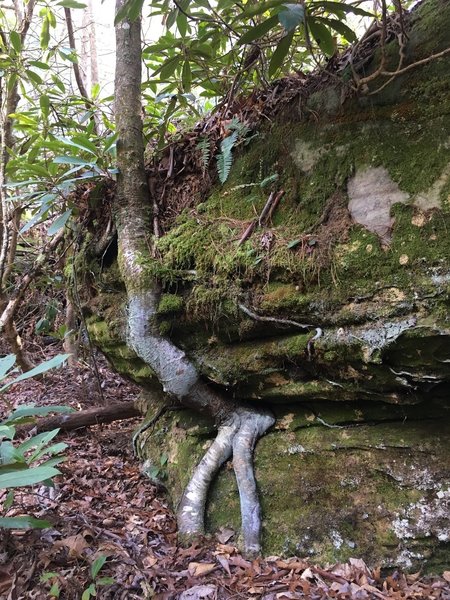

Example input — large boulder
[87,0,450,571]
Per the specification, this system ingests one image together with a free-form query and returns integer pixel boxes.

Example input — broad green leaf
[97,577,115,586]
[8,113,38,126]
[182,60,192,92]
[82,583,96,600]
[166,8,178,29]
[18,163,51,177]
[103,133,117,153]
[128,0,145,21]
[156,56,181,79]
[4,490,14,511]
[315,16,357,42]
[91,82,100,99]
[40,95,50,119]
[17,429,60,454]
[91,555,107,579]
[69,134,98,155]
[55,135,98,155]
[287,238,301,249]
[39,456,66,469]
[177,11,188,37]
[0,426,15,441]
[278,4,305,31]
[0,355,16,381]
[237,0,285,19]
[57,0,87,7]
[0,355,70,392]
[47,8,57,28]
[40,18,50,49]
[9,31,22,53]
[47,209,72,236]
[238,15,279,45]
[268,31,294,77]
[25,69,43,86]
[2,406,72,425]
[53,156,94,166]
[28,60,51,70]
[310,1,373,17]
[307,18,335,56]
[58,48,78,64]
[0,516,52,529]
[0,465,60,489]
[51,74,66,93]
[0,463,27,475]
[31,442,67,463]
[114,0,133,25]
[0,441,24,465]
[7,73,17,94]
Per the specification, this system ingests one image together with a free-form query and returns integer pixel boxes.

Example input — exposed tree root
[178,416,237,537]
[127,291,275,556]
[178,407,275,557]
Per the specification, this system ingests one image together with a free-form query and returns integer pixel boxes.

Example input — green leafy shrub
[0,353,73,530]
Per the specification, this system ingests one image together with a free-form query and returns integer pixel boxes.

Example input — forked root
[177,407,275,556]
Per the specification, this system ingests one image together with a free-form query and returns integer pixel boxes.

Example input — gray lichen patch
[414,162,450,210]
[347,167,410,242]
[291,140,328,172]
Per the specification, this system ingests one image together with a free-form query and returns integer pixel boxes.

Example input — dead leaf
[215,543,236,554]
[0,567,13,595]
[443,571,450,583]
[216,554,231,575]
[188,562,217,577]
[179,584,217,599]
[54,534,90,558]
[216,527,235,544]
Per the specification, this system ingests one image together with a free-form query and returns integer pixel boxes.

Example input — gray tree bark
[113,0,274,556]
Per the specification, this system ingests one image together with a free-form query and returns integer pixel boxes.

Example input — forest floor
[1,344,450,600]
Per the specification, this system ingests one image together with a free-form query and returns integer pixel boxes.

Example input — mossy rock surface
[137,398,450,572]
[86,0,450,572]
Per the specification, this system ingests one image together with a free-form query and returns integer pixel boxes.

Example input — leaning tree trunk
[113,1,274,556]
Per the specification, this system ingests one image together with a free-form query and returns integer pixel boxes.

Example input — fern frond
[197,137,211,174]
[260,173,279,188]
[217,148,233,184]
[227,116,251,139]
[217,131,238,184]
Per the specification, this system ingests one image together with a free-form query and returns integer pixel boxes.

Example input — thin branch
[0,229,65,333]
[64,7,89,100]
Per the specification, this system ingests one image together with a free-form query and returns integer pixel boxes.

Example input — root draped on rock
[114,4,275,556]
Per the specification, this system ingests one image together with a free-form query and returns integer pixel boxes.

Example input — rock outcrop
[87,0,450,571]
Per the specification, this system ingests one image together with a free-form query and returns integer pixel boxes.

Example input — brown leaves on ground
[0,349,449,599]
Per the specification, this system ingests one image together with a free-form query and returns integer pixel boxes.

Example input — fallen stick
[237,189,285,247]
[16,401,141,436]
[238,220,257,246]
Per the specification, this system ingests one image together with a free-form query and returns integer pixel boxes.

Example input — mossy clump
[157,293,184,315]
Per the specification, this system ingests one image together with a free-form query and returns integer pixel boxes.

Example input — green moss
[157,293,184,315]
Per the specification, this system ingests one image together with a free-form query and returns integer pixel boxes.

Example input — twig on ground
[237,189,284,246]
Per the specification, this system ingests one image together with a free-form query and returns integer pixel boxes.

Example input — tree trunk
[113,0,274,556]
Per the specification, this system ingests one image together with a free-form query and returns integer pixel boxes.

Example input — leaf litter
[0,347,449,599]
